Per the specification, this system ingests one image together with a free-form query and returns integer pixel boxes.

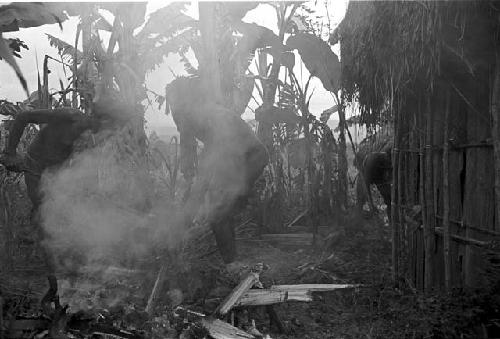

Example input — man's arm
[179,125,197,183]
[4,108,82,155]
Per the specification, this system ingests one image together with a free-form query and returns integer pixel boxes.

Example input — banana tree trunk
[199,2,223,105]
[81,6,92,113]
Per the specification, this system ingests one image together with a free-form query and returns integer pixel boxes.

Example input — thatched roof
[335,1,499,126]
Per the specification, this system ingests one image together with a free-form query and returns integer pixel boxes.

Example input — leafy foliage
[286,32,341,93]
[46,34,83,64]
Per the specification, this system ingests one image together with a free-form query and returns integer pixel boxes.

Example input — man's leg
[25,172,56,274]
[211,216,236,263]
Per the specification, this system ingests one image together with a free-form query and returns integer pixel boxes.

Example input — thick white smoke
[39,127,183,272]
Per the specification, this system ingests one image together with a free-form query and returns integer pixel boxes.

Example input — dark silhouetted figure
[0,100,130,271]
[356,148,392,218]
[166,77,268,263]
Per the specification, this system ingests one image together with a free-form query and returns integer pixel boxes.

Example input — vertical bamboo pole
[391,112,400,285]
[424,96,435,291]
[443,91,451,290]
[417,101,425,290]
[492,51,500,232]
[408,114,417,285]
[398,123,405,276]
[390,71,400,285]
[337,101,349,211]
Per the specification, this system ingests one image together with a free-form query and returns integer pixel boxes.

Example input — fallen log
[235,289,312,306]
[214,264,264,317]
[201,317,255,339]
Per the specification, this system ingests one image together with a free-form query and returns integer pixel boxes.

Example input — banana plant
[0,3,69,96]
[45,2,196,113]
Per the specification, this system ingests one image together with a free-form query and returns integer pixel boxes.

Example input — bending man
[0,99,130,271]
[166,76,268,263]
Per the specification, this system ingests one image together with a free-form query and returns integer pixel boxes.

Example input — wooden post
[443,92,451,290]
[423,97,435,291]
[492,51,500,232]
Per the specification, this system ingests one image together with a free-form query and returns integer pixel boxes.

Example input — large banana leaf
[0,33,27,96]
[113,3,147,30]
[221,2,260,21]
[137,3,194,39]
[0,3,67,31]
[0,3,71,97]
[139,27,198,72]
[286,33,341,93]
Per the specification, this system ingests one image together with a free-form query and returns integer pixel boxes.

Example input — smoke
[39,127,184,273]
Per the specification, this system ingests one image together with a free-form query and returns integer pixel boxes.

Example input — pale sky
[0,1,348,134]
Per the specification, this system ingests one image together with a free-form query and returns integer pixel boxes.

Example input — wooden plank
[214,264,263,317]
[270,284,359,291]
[261,233,314,239]
[201,317,255,339]
[236,289,312,306]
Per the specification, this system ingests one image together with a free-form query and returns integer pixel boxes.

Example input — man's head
[90,96,136,132]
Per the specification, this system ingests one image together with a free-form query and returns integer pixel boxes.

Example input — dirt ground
[1,212,497,339]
